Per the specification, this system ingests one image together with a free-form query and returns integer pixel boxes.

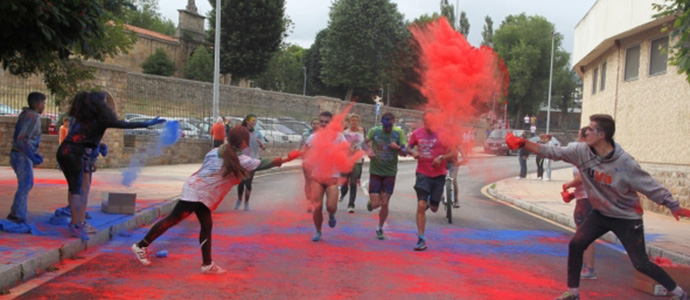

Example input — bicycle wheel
[445,179,453,224]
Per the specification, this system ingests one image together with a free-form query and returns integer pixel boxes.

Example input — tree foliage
[120,0,176,36]
[142,48,176,76]
[0,0,136,102]
[208,0,286,85]
[320,0,407,101]
[254,44,306,94]
[481,16,494,47]
[440,0,455,27]
[183,46,214,82]
[458,11,470,37]
[654,0,690,84]
[304,30,347,98]
[493,14,558,128]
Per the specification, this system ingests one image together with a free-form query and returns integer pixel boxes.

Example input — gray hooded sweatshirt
[538,142,680,220]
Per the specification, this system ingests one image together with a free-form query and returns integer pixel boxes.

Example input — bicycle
[442,163,456,224]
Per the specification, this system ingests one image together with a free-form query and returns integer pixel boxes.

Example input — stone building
[573,0,690,213]
[104,0,209,77]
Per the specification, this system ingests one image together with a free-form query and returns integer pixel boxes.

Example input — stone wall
[640,163,690,217]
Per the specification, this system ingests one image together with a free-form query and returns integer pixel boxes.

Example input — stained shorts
[368,174,396,195]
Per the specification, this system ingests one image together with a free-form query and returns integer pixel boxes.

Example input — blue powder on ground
[122,120,180,187]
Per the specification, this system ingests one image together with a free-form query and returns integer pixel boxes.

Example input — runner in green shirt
[366,112,407,240]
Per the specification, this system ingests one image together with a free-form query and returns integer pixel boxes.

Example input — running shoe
[201,262,227,274]
[453,202,460,209]
[553,291,579,300]
[312,231,322,242]
[83,222,97,234]
[307,205,313,213]
[234,199,242,210]
[376,228,385,240]
[68,224,90,241]
[339,195,345,202]
[580,267,597,280]
[85,211,92,219]
[243,201,249,211]
[414,237,427,251]
[671,291,688,300]
[131,243,151,266]
[367,201,373,212]
[328,213,337,228]
[347,206,355,213]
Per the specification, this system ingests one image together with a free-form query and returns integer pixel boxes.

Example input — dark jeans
[567,210,677,290]
[340,163,363,208]
[518,156,527,178]
[140,200,213,265]
[535,156,544,178]
[237,170,256,202]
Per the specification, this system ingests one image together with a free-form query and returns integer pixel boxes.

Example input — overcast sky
[161,0,597,64]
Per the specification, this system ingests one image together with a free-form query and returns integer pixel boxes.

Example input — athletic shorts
[414,173,445,206]
[313,177,339,189]
[573,198,593,226]
[369,174,396,195]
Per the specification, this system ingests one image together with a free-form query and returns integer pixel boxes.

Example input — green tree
[440,0,456,27]
[493,14,559,128]
[183,46,214,82]
[0,0,136,101]
[142,48,176,76]
[121,0,176,36]
[549,50,582,129]
[254,44,306,94]
[481,16,494,47]
[303,30,346,98]
[654,0,690,84]
[320,0,407,101]
[458,11,470,36]
[208,0,286,85]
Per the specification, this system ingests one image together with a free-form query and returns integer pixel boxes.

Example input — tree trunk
[514,104,523,129]
[344,87,354,101]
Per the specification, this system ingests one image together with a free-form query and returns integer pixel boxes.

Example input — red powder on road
[410,17,509,151]
[302,104,365,182]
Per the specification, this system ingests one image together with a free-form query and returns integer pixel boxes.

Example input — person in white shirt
[131,126,299,274]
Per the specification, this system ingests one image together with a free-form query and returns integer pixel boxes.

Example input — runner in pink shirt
[408,112,456,251]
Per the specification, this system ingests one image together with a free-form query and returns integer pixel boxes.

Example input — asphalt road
[9,156,659,300]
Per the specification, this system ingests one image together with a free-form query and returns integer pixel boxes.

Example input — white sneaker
[131,243,151,266]
[542,178,551,182]
[201,261,227,274]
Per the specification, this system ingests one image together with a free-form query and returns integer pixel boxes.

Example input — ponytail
[219,125,251,178]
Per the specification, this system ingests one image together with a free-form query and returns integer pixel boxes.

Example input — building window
[600,61,606,91]
[624,45,640,81]
[592,67,598,94]
[650,36,669,75]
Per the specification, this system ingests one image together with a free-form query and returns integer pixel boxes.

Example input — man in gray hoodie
[506,114,690,300]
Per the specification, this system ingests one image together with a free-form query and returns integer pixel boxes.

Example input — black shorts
[414,173,445,206]
[57,142,86,195]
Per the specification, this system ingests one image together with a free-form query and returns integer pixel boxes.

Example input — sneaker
[68,224,90,241]
[671,291,688,300]
[414,237,427,251]
[580,267,597,280]
[234,199,242,210]
[347,207,355,213]
[85,211,92,220]
[307,205,313,213]
[131,243,151,266]
[200,262,227,274]
[366,201,373,212]
[339,195,345,202]
[376,228,385,240]
[312,231,322,242]
[83,222,97,234]
[6,214,24,224]
[243,201,249,211]
[537,177,543,180]
[328,213,337,228]
[553,291,579,300]
[453,202,460,209]
[543,178,551,182]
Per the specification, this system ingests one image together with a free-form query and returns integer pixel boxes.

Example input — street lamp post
[212,0,221,122]
[546,32,555,134]
[303,66,307,96]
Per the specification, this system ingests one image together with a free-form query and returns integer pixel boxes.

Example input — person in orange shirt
[59,117,70,145]
[210,117,226,147]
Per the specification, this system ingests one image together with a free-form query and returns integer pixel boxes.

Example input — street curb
[484,182,690,266]
[0,197,180,291]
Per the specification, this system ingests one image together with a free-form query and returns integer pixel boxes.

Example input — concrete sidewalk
[487,168,690,265]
